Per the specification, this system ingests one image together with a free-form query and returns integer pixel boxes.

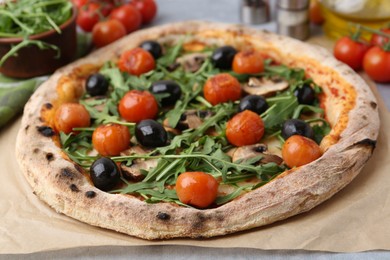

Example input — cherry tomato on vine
[117,47,156,76]
[92,124,131,156]
[176,171,219,208]
[110,4,142,33]
[363,46,390,83]
[282,135,322,168]
[76,2,113,32]
[118,90,159,123]
[54,103,91,134]
[92,19,126,48]
[72,0,88,8]
[203,73,241,105]
[226,110,265,147]
[130,0,157,24]
[232,49,264,74]
[370,28,390,47]
[333,36,370,70]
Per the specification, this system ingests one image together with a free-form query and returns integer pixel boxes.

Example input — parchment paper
[1,76,389,254]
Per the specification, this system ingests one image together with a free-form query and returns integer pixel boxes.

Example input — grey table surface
[3,0,390,259]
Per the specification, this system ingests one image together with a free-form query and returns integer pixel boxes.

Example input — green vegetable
[0,0,73,66]
[0,75,45,128]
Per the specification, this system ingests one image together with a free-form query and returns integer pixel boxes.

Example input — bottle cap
[240,0,270,25]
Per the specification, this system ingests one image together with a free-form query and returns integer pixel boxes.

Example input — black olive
[211,46,237,70]
[294,84,316,105]
[140,40,163,59]
[238,95,269,114]
[281,119,314,140]
[86,73,109,96]
[90,157,120,191]
[135,119,168,147]
[150,80,182,106]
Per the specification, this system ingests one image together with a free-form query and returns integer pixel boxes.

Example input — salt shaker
[277,0,310,40]
[240,0,270,25]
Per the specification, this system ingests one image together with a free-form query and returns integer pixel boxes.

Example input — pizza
[15,21,380,240]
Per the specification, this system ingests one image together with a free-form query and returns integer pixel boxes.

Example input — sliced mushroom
[176,53,208,73]
[243,77,289,96]
[120,147,157,181]
[230,143,283,165]
[163,110,213,130]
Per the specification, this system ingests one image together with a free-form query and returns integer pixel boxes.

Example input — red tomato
[333,36,370,70]
[118,90,158,123]
[309,0,324,25]
[72,0,88,8]
[226,110,265,147]
[176,171,218,208]
[232,50,264,74]
[92,19,126,48]
[130,0,157,24]
[370,28,390,47]
[203,73,241,105]
[76,2,109,32]
[110,4,142,33]
[117,47,156,76]
[363,46,390,83]
[92,124,131,156]
[54,103,91,134]
[282,135,322,168]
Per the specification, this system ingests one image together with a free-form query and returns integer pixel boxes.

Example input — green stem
[0,10,33,34]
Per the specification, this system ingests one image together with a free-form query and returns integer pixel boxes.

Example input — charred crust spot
[44,103,53,109]
[33,148,40,154]
[60,167,75,180]
[46,153,54,161]
[86,191,96,198]
[370,101,377,109]
[25,125,30,131]
[70,184,80,192]
[37,126,55,137]
[74,164,84,173]
[157,212,171,221]
[354,138,377,149]
[192,212,210,230]
[362,115,367,120]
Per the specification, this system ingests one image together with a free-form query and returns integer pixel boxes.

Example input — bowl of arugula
[0,0,77,78]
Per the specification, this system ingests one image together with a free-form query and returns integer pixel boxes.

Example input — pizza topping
[238,95,269,114]
[226,110,265,147]
[54,103,91,134]
[149,80,182,106]
[135,119,168,147]
[281,119,314,140]
[140,40,163,59]
[86,73,109,97]
[176,52,208,73]
[203,73,242,105]
[282,135,322,168]
[92,124,131,156]
[232,49,264,74]
[230,144,283,165]
[117,47,156,76]
[176,171,219,208]
[90,157,121,191]
[211,46,237,70]
[243,77,289,96]
[118,90,158,123]
[294,83,316,105]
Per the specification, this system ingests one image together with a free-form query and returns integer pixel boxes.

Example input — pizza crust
[16,21,379,239]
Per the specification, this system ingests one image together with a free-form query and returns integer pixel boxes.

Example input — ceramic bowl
[0,7,77,78]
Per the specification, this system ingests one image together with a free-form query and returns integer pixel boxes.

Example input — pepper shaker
[277,0,310,40]
[240,0,270,25]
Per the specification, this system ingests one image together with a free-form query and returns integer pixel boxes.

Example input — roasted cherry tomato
[109,4,142,33]
[176,171,219,208]
[54,103,90,134]
[92,19,126,48]
[232,49,264,74]
[363,46,390,83]
[282,135,322,168]
[92,124,131,156]
[226,110,265,147]
[130,0,157,24]
[118,90,158,123]
[309,0,324,25]
[118,47,156,76]
[333,36,370,70]
[203,73,241,105]
[370,28,390,47]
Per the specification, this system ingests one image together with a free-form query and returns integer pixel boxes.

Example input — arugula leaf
[262,95,299,131]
